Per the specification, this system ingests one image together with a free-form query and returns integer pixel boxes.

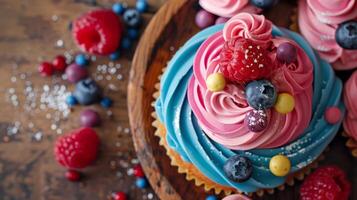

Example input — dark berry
[245,109,268,132]
[123,9,141,27]
[276,42,297,64]
[223,155,252,182]
[336,20,357,50]
[65,63,88,83]
[80,109,101,127]
[250,0,279,9]
[245,80,277,110]
[65,170,81,182]
[73,78,102,105]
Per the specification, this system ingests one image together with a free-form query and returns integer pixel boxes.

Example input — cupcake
[154,13,344,195]
[343,70,357,157]
[297,0,357,70]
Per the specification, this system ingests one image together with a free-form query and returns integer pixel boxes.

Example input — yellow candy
[206,73,226,92]
[274,93,295,114]
[269,155,291,177]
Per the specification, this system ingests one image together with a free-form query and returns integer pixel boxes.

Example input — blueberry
[136,178,148,188]
[75,54,88,66]
[73,78,102,105]
[336,20,357,50]
[123,9,141,27]
[112,3,125,15]
[245,80,277,110]
[223,155,252,182]
[250,0,279,9]
[277,42,297,64]
[121,37,131,49]
[205,195,218,200]
[127,28,139,40]
[66,95,77,106]
[100,97,113,108]
[109,51,120,60]
[136,0,148,13]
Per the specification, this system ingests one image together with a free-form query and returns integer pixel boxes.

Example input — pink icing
[199,0,261,18]
[343,71,357,141]
[187,13,313,150]
[298,0,357,70]
[222,194,252,200]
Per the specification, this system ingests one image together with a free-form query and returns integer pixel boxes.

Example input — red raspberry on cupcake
[72,9,123,55]
[300,165,351,200]
[219,37,274,84]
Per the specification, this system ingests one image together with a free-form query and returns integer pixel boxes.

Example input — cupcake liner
[342,132,357,157]
[151,69,326,197]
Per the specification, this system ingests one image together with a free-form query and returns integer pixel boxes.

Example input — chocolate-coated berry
[245,80,277,110]
[336,20,357,50]
[123,9,141,27]
[250,0,278,9]
[136,177,148,188]
[277,42,297,64]
[65,63,88,83]
[73,78,102,105]
[112,3,125,15]
[80,109,101,127]
[195,10,215,29]
[113,192,127,200]
[65,170,81,182]
[52,55,67,72]
[245,109,268,132]
[38,62,54,77]
[223,155,252,182]
[109,51,120,60]
[133,164,145,177]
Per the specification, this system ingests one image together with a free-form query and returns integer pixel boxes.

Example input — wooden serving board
[128,0,357,199]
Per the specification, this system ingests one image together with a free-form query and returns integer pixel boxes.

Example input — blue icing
[155,25,344,193]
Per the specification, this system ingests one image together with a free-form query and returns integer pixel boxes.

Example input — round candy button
[269,155,291,177]
[325,106,342,124]
[274,93,295,114]
[206,73,226,92]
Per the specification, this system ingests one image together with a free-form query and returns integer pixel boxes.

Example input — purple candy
[65,63,88,83]
[195,9,216,29]
[276,42,297,64]
[80,109,101,127]
[244,110,268,132]
[215,17,229,25]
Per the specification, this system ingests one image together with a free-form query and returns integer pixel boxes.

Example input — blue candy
[121,37,131,49]
[135,178,148,188]
[109,51,120,60]
[112,3,125,15]
[75,54,88,67]
[123,9,141,27]
[73,78,102,105]
[127,28,139,40]
[66,95,77,106]
[245,80,277,110]
[136,0,148,13]
[205,195,218,200]
[250,0,278,9]
[100,97,113,108]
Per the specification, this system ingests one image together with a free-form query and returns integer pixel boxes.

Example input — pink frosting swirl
[187,13,313,150]
[343,71,357,141]
[223,194,252,200]
[199,0,261,18]
[298,0,357,70]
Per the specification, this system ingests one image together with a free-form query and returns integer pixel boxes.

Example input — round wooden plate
[128,0,357,199]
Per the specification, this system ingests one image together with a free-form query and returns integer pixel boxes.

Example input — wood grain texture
[128,0,357,199]
[0,0,163,200]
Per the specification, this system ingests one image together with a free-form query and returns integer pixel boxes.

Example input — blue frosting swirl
[155,24,344,193]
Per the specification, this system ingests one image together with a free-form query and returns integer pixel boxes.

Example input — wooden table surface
[0,0,164,200]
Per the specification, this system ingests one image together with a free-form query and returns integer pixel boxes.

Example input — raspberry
[54,127,100,169]
[72,9,123,55]
[300,166,351,200]
[219,38,274,84]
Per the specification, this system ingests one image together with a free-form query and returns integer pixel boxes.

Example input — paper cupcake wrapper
[152,68,325,197]
[342,132,357,157]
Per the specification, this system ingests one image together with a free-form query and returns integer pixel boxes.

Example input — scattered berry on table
[65,170,81,182]
[109,51,120,60]
[127,28,139,40]
[223,155,252,182]
[300,166,351,200]
[66,94,78,106]
[250,0,279,9]
[195,9,215,28]
[38,62,54,77]
[205,195,218,200]
[136,0,148,13]
[80,109,101,127]
[276,42,297,64]
[72,9,123,55]
[65,63,88,83]
[73,78,102,105]
[52,55,67,72]
[219,38,274,84]
[54,127,100,169]
[112,3,126,15]
[112,192,127,200]
[100,97,113,108]
[336,20,357,50]
[135,177,148,188]
[123,9,141,27]
[245,80,277,110]
[244,109,268,132]
[75,54,89,66]
[133,164,145,177]
[121,37,131,49]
